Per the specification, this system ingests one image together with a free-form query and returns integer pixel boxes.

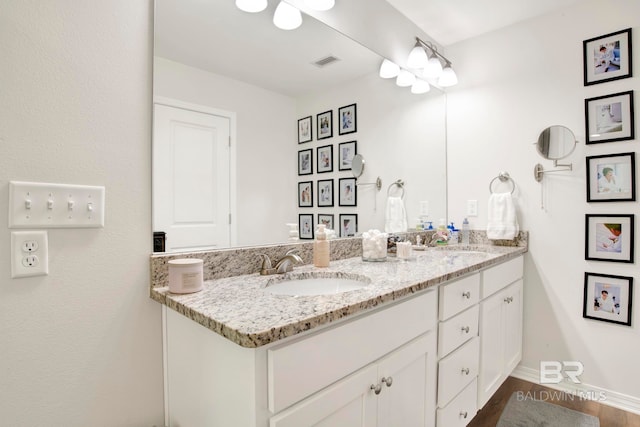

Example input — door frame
[152,96,238,247]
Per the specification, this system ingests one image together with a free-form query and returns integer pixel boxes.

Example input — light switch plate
[467,199,478,217]
[9,181,105,228]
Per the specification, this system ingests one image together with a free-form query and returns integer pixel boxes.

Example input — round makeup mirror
[536,125,577,160]
[351,154,365,178]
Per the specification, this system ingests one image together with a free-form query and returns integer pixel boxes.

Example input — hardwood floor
[467,376,640,427]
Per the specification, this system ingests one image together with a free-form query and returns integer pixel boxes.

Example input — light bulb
[396,70,416,87]
[407,43,428,69]
[235,0,268,13]
[379,59,400,79]
[438,64,458,87]
[411,79,431,94]
[305,0,335,11]
[273,1,302,30]
[423,54,443,79]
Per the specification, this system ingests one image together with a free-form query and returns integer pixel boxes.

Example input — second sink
[264,272,371,296]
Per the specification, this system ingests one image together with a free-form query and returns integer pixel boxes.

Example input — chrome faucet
[259,250,303,275]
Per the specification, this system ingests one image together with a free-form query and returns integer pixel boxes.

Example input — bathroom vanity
[151,243,525,427]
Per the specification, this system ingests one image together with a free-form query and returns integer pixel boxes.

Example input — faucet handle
[259,254,276,275]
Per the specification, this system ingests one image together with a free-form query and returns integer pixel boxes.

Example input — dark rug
[497,392,600,427]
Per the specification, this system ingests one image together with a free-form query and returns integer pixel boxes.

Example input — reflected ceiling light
[235,0,268,13]
[379,59,400,78]
[273,1,303,30]
[438,62,458,87]
[406,40,428,69]
[411,79,431,94]
[305,0,335,11]
[423,51,443,79]
[396,69,416,87]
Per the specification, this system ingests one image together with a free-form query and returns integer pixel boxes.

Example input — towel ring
[387,179,405,199]
[489,172,515,194]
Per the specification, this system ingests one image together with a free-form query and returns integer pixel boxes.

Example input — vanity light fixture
[235,0,268,13]
[406,40,428,69]
[379,59,400,78]
[438,61,458,87]
[411,79,431,94]
[410,37,457,86]
[396,69,416,87]
[305,0,335,11]
[273,1,303,30]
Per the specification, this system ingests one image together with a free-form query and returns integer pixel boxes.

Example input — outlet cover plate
[11,230,49,278]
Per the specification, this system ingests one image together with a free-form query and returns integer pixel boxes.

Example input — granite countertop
[151,245,526,348]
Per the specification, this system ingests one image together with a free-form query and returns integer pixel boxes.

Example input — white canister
[168,259,204,294]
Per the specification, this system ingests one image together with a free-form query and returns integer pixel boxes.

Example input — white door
[503,280,523,374]
[153,103,231,252]
[478,290,505,408]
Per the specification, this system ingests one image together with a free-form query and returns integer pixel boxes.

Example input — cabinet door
[269,364,378,427]
[377,332,437,427]
[477,287,506,408]
[503,280,523,374]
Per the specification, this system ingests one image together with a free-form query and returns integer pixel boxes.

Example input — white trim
[162,305,169,427]
[152,96,238,247]
[512,365,640,415]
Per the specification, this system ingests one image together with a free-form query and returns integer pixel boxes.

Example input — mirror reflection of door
[153,101,232,252]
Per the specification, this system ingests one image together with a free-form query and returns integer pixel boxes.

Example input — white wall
[446,0,639,404]
[0,1,164,426]
[154,57,296,247]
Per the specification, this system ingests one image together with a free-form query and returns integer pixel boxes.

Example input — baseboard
[511,365,640,416]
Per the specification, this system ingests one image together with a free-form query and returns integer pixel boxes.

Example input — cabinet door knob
[461,326,470,333]
[504,296,512,303]
[462,291,471,299]
[461,367,470,375]
[370,383,382,395]
[460,411,468,419]
[381,376,393,387]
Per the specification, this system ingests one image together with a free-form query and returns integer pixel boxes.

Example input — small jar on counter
[168,258,204,294]
[362,229,388,262]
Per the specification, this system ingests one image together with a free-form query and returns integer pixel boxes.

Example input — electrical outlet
[467,200,478,217]
[419,201,429,216]
[11,231,49,278]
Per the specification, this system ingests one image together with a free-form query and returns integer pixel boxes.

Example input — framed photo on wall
[317,110,333,140]
[299,214,314,240]
[585,91,635,144]
[298,181,313,207]
[339,141,357,171]
[298,149,313,175]
[586,152,635,202]
[318,214,334,231]
[338,177,357,206]
[339,214,358,237]
[585,214,634,263]
[583,28,633,86]
[338,103,357,135]
[583,272,633,326]
[298,116,312,143]
[317,179,334,207]
[317,144,333,173]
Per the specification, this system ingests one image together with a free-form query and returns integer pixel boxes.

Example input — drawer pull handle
[381,376,393,387]
[460,411,468,419]
[462,291,471,299]
[370,383,382,395]
[461,326,470,333]
[461,367,470,375]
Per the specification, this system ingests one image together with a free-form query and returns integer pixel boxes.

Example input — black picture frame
[317,179,334,207]
[338,103,357,135]
[299,214,314,240]
[583,28,632,86]
[585,214,634,263]
[318,214,334,231]
[338,141,357,171]
[339,214,358,237]
[338,177,357,206]
[317,110,333,140]
[298,116,312,143]
[298,181,313,208]
[586,152,635,202]
[317,144,333,173]
[585,91,635,144]
[583,272,633,326]
[298,149,313,176]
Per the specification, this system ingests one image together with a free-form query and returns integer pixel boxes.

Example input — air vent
[312,55,340,68]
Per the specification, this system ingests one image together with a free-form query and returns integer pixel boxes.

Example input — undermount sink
[264,272,371,296]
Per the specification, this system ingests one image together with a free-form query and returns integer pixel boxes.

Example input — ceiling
[385,0,589,46]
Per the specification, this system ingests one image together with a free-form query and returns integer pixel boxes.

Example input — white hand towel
[487,192,519,240]
[384,196,408,233]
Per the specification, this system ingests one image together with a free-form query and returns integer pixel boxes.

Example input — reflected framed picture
[298,181,313,208]
[298,149,313,176]
[583,272,633,326]
[318,214,334,231]
[339,214,358,237]
[585,91,635,144]
[299,214,314,240]
[583,28,632,86]
[338,177,357,206]
[317,110,333,140]
[339,141,357,171]
[585,214,634,263]
[317,144,333,173]
[338,103,357,135]
[586,152,635,202]
[298,116,312,143]
[317,179,334,207]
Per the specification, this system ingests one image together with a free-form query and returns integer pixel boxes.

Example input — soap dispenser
[313,224,330,267]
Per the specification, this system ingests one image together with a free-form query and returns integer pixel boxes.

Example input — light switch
[467,200,478,217]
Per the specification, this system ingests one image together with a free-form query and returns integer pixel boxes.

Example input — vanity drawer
[267,290,437,413]
[438,305,479,358]
[481,256,523,298]
[437,336,479,407]
[439,274,480,321]
[437,378,478,427]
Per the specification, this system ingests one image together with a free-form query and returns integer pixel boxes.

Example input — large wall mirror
[153,0,447,253]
